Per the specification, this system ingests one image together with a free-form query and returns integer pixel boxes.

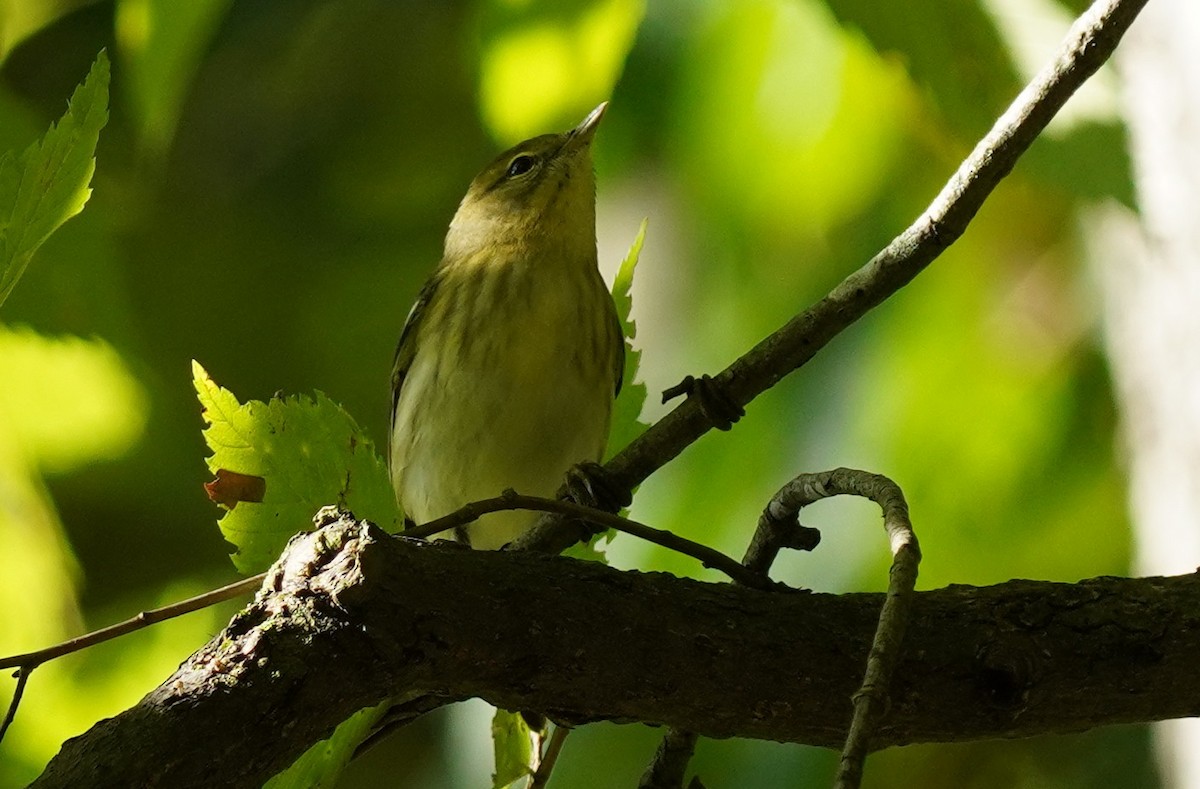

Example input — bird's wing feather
[389,269,443,448]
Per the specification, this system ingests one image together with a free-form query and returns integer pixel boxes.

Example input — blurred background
[1,0,1194,786]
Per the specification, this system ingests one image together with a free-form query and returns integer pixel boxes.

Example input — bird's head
[444,103,607,266]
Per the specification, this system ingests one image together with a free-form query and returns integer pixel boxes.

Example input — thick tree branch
[515,0,1150,553]
[32,514,1200,788]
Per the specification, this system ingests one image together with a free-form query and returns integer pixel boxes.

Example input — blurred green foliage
[0,0,1143,787]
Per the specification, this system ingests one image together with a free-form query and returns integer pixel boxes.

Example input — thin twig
[515,0,1151,556]
[758,469,921,789]
[638,727,700,789]
[0,574,265,672]
[529,725,571,789]
[403,491,774,589]
[0,667,31,745]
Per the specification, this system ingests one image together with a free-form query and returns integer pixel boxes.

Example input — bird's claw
[560,462,631,520]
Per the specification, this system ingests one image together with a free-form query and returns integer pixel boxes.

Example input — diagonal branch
[515,0,1151,553]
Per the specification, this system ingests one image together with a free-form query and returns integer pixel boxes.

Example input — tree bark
[32,513,1200,789]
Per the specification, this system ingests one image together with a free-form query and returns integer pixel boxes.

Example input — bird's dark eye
[506,155,537,178]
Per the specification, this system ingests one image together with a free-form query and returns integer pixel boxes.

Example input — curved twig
[758,469,920,789]
[0,666,31,745]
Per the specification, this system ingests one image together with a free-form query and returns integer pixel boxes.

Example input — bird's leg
[661,373,745,431]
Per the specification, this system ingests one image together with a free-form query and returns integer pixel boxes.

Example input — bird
[388,103,623,550]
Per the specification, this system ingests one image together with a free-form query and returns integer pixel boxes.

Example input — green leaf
[606,217,649,459]
[193,361,401,574]
[264,703,390,789]
[0,50,109,308]
[492,708,536,789]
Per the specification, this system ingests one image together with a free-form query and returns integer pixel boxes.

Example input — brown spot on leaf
[205,469,266,509]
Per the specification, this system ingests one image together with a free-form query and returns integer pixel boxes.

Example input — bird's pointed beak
[570,101,608,145]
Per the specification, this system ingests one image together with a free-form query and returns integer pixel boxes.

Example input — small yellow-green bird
[389,103,623,550]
